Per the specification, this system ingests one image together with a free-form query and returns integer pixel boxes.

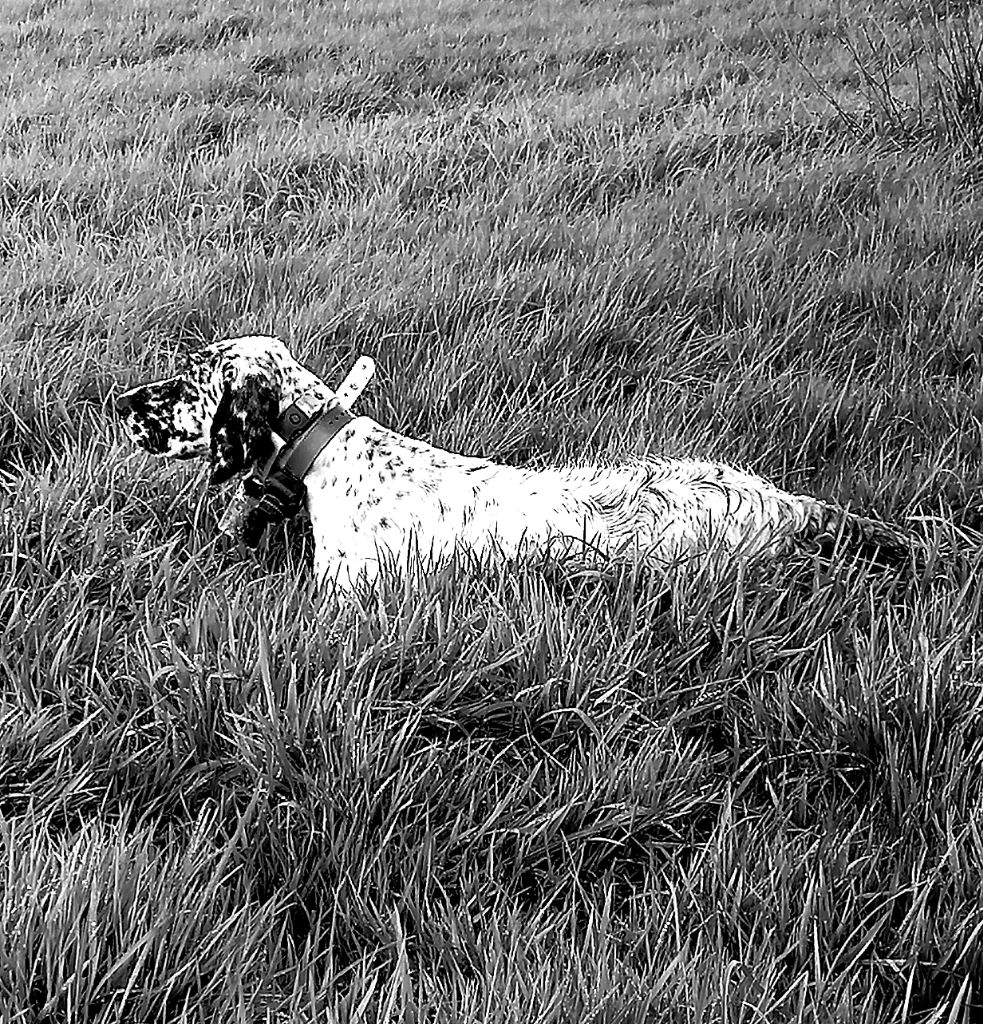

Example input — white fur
[301,418,821,591]
[117,336,908,592]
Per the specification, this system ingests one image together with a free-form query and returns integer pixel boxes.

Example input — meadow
[3,0,983,1019]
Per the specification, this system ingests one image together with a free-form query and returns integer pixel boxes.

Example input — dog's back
[309,425,912,576]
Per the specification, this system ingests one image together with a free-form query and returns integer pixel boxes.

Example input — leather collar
[269,400,353,481]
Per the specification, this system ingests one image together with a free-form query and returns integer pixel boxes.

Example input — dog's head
[116,336,291,486]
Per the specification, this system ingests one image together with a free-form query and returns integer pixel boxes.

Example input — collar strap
[273,402,320,444]
[267,400,353,481]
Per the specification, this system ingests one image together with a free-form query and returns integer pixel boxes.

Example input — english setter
[116,335,911,591]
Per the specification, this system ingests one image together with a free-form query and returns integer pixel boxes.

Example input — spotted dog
[116,335,912,591]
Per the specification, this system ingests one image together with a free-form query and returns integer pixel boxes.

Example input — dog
[116,335,912,591]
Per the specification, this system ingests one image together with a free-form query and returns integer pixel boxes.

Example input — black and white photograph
[2,0,982,1019]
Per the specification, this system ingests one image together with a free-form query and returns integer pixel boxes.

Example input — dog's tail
[798,500,916,568]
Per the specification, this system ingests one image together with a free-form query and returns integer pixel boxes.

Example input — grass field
[4,0,983,1019]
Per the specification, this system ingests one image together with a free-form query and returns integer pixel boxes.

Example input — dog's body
[117,336,911,590]
[304,421,840,589]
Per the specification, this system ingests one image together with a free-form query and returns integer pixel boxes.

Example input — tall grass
[3,0,983,1020]
[781,3,983,153]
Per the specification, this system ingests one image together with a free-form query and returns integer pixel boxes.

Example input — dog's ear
[209,372,279,486]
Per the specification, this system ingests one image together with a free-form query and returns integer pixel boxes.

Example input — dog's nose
[116,392,135,415]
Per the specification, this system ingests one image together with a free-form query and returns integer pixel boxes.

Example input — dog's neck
[276,364,334,415]
[266,361,340,449]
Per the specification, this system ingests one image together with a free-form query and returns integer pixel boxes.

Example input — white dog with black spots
[116,335,912,591]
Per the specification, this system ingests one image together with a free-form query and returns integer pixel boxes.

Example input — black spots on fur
[116,380,204,455]
[122,379,198,418]
[209,373,278,486]
[378,517,390,530]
